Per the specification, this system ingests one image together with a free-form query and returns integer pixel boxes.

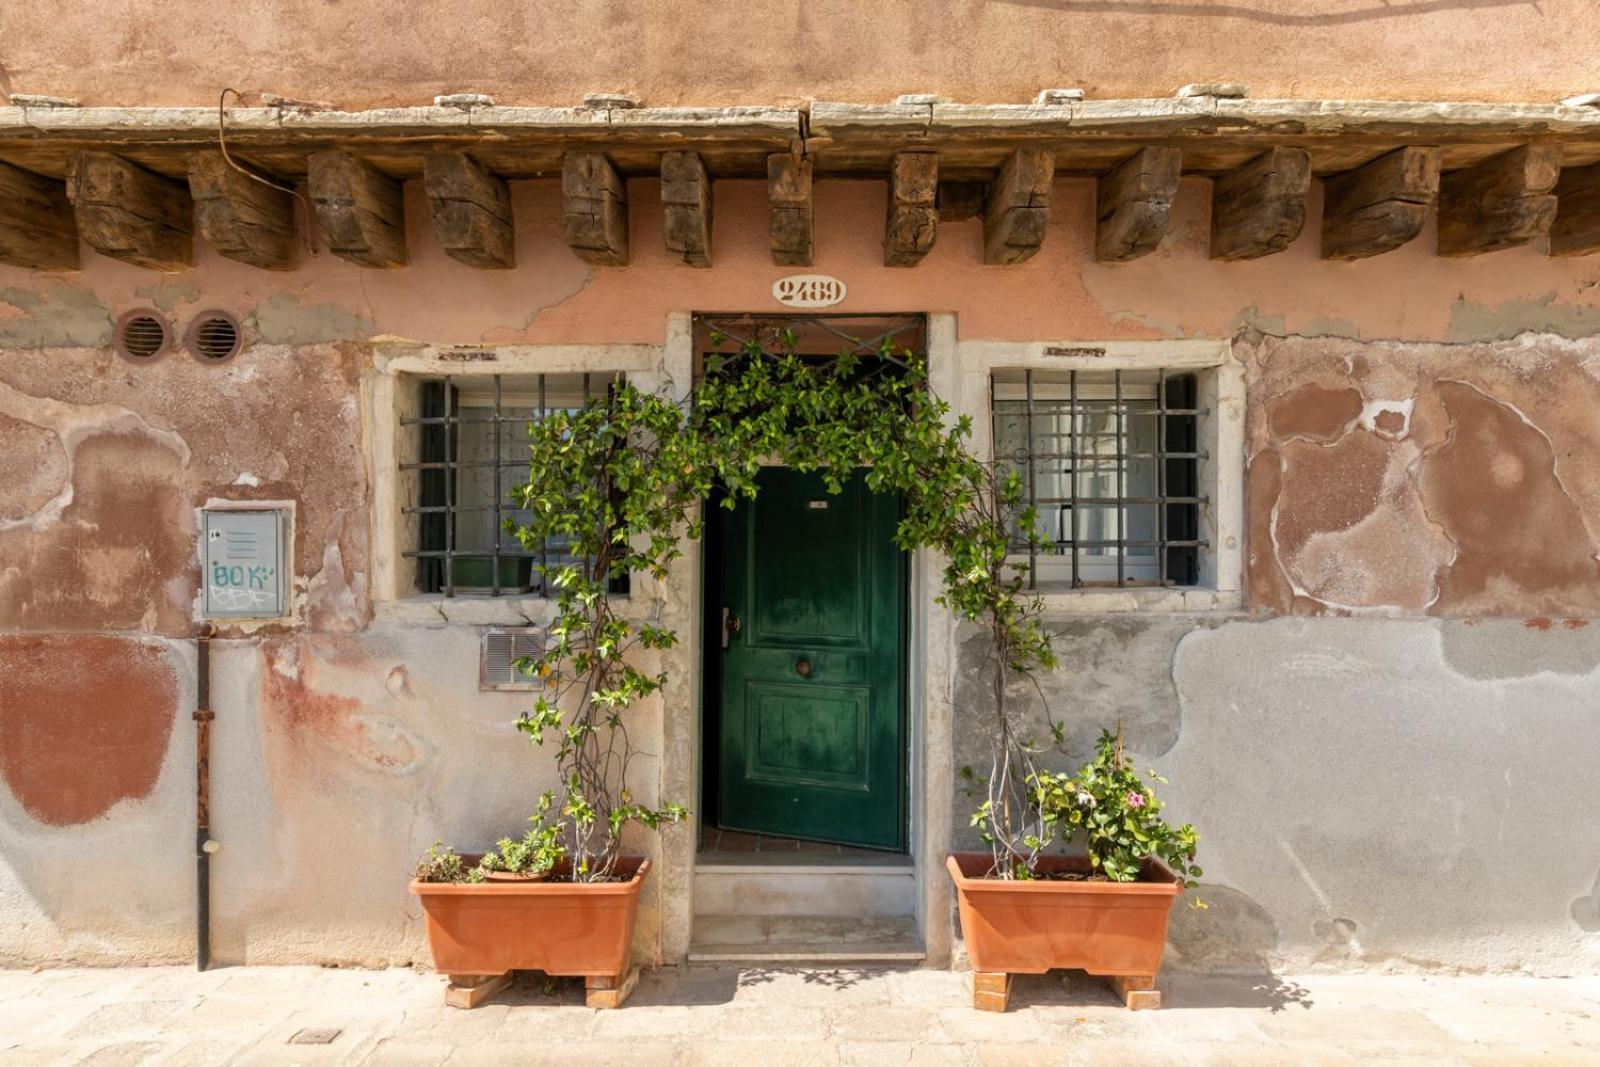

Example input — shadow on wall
[1163,883,1311,1011]
[993,0,1541,27]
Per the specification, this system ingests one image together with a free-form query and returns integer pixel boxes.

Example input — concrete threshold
[688,915,925,964]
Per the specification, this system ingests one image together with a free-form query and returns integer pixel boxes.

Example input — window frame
[402,370,621,599]
[992,367,1205,590]
[958,339,1243,614]
[365,343,663,620]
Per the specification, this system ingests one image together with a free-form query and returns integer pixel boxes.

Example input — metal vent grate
[480,627,545,690]
[114,310,171,362]
[186,312,242,364]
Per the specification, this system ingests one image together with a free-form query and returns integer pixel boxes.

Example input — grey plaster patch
[1230,307,1363,342]
[1232,306,1290,339]
[953,615,1225,769]
[1448,293,1600,343]
[950,614,1225,853]
[134,278,202,313]
[248,295,373,345]
[1439,619,1600,680]
[1158,616,1600,974]
[0,285,112,348]
[1301,317,1362,340]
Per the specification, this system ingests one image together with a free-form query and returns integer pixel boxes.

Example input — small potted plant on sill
[943,467,1201,1013]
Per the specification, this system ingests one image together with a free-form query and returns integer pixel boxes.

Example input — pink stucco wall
[2,1,1598,108]
[3,178,1598,351]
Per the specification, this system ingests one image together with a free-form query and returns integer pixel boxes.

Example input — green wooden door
[717,467,905,850]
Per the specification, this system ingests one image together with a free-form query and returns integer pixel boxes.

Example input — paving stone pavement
[0,965,1597,1065]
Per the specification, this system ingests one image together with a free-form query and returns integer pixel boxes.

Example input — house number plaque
[772,274,847,308]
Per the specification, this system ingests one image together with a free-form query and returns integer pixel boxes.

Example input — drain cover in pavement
[288,1028,342,1045]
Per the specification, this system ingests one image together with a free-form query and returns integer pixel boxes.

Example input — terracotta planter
[411,857,649,977]
[946,852,1182,977]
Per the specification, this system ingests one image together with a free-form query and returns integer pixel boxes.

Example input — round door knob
[794,657,813,678]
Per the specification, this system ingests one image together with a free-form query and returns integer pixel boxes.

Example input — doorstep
[692,856,916,917]
[687,914,925,964]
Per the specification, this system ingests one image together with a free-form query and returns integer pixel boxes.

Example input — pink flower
[1126,793,1146,809]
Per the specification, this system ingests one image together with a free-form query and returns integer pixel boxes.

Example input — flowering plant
[1030,726,1202,893]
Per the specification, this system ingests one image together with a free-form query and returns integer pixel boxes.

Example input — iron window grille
[399,372,624,597]
[992,368,1207,590]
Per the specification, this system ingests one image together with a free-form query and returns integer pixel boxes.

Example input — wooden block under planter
[585,965,640,1009]
[445,972,511,1009]
[972,970,1012,1012]
[1107,974,1162,1010]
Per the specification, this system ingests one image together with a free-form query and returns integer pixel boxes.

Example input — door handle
[721,608,741,650]
[794,657,812,678]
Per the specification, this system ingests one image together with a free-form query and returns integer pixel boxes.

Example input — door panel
[718,467,905,849]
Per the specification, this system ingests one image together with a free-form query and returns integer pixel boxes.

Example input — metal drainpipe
[195,623,218,971]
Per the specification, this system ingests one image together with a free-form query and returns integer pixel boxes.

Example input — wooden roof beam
[1096,147,1181,262]
[984,149,1054,265]
[564,152,628,266]
[661,151,710,268]
[1549,162,1600,257]
[885,151,938,267]
[309,151,407,268]
[768,152,813,266]
[1321,146,1440,261]
[0,159,78,271]
[67,151,192,272]
[424,153,514,269]
[1437,145,1560,256]
[188,150,298,270]
[1210,147,1310,261]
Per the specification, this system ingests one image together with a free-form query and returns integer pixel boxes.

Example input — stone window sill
[375,595,560,627]
[1032,587,1241,614]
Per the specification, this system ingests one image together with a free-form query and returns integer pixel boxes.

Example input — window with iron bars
[992,368,1206,589]
[399,372,625,597]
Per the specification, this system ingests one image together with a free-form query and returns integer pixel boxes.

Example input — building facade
[2,2,1600,978]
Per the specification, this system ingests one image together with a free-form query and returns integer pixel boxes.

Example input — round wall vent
[185,312,243,364]
[113,310,172,363]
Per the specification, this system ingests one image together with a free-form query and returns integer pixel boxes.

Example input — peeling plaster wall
[1244,334,1600,617]
[2,1,1599,107]
[952,616,1600,975]
[0,184,1597,970]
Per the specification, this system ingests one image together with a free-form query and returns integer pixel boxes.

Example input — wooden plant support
[1106,974,1161,1010]
[972,970,1012,1012]
[443,965,640,1009]
[585,964,640,1009]
[971,970,1161,1012]
[445,972,511,1009]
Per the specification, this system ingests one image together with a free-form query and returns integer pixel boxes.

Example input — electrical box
[202,508,287,618]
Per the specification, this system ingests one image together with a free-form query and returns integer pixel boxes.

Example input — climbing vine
[419,327,1062,883]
